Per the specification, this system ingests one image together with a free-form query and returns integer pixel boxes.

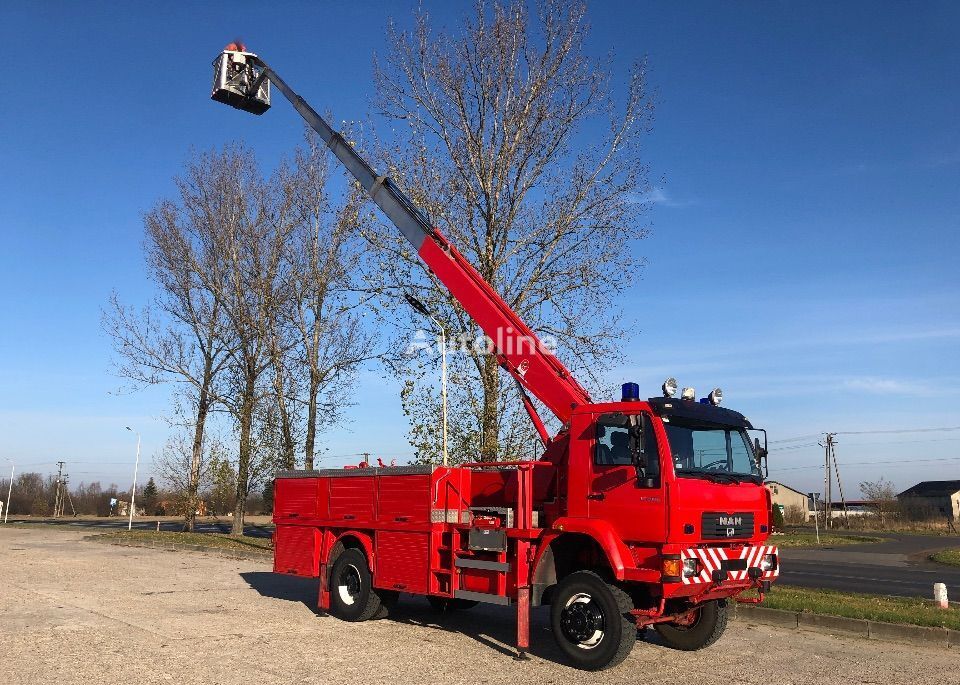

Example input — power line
[774,455,960,472]
[769,434,821,444]
[834,426,960,436]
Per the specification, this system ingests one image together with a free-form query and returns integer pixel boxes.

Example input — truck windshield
[663,420,761,482]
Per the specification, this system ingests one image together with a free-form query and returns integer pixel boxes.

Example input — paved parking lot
[2,526,957,685]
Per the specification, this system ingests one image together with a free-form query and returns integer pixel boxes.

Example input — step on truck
[210,46,780,671]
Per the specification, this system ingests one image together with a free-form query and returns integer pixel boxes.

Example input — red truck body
[273,399,779,668]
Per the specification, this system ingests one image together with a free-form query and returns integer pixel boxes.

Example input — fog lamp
[760,553,778,572]
[682,558,700,578]
[662,377,678,398]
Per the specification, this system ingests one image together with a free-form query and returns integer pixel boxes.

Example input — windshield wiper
[677,470,761,485]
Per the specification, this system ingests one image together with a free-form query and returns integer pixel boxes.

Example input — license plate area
[721,558,747,572]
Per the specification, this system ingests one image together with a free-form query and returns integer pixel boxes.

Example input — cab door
[588,412,667,543]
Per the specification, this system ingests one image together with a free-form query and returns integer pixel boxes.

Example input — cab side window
[593,414,661,479]
[595,422,631,466]
[640,413,661,480]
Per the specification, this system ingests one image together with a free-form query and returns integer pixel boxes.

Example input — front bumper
[679,544,779,585]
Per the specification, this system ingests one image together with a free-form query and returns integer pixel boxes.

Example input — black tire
[426,596,479,612]
[654,599,729,651]
[549,571,635,671]
[373,590,400,619]
[328,548,383,621]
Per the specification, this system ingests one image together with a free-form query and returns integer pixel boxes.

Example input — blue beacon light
[621,382,640,401]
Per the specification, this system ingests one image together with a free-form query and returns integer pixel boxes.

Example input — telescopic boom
[211,49,592,439]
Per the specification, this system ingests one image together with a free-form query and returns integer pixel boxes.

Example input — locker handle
[394,516,410,522]
[343,514,356,520]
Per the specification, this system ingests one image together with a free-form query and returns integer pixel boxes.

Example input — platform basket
[211,50,270,115]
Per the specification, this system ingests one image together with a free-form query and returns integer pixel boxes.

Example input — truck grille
[701,512,754,539]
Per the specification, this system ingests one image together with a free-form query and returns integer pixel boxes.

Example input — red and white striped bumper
[679,545,779,585]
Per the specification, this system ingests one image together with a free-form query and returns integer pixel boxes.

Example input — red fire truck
[211,47,779,670]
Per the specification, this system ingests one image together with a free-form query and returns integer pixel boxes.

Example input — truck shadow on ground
[241,571,322,614]
[240,571,656,666]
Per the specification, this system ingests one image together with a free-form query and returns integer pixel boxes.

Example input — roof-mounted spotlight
[662,377,678,398]
[681,387,696,401]
[708,388,723,406]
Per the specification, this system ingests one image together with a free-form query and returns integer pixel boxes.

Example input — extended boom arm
[214,50,591,435]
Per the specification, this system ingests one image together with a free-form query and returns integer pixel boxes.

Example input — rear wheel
[328,548,384,621]
[549,571,635,671]
[654,599,729,650]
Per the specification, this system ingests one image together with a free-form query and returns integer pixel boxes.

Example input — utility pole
[54,461,65,519]
[820,434,833,528]
[3,460,12,523]
[63,475,77,517]
[831,440,850,525]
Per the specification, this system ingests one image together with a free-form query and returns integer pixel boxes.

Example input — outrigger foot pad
[513,650,531,661]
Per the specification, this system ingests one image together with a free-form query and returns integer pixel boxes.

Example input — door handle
[587,493,605,501]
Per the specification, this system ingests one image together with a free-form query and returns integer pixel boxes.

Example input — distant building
[766,481,810,520]
[897,480,960,520]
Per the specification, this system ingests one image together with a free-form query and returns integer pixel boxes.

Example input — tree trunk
[273,359,296,470]
[184,358,214,532]
[231,374,255,536]
[479,354,500,461]
[304,369,320,470]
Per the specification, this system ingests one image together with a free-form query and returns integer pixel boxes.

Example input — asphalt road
[7,516,273,537]
[3,525,958,685]
[778,532,960,599]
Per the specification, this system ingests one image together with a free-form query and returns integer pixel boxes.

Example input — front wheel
[654,599,729,650]
[549,571,635,671]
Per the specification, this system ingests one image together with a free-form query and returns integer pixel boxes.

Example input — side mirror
[627,418,647,481]
[754,436,769,478]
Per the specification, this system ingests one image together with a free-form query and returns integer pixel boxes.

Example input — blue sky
[1,1,957,495]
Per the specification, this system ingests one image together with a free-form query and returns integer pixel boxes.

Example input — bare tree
[284,134,376,469]
[156,432,218,517]
[860,477,899,526]
[367,0,654,460]
[182,145,299,535]
[103,154,235,531]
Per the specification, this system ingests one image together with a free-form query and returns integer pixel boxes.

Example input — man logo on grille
[726,527,736,537]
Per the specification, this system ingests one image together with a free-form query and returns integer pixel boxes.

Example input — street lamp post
[3,460,13,524]
[404,294,449,466]
[125,427,141,531]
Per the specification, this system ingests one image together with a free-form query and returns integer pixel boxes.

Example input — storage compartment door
[373,531,429,594]
[274,525,319,577]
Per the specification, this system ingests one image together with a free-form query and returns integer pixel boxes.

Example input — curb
[83,534,272,562]
[735,604,959,650]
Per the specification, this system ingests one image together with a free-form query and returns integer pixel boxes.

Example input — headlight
[662,377,678,398]
[760,553,778,572]
[682,558,700,578]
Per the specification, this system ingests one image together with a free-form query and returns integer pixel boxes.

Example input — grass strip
[773,533,883,548]
[95,530,272,553]
[757,584,960,630]
[930,548,960,567]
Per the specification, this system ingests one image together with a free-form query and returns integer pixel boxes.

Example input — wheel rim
[559,592,605,649]
[336,563,362,606]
